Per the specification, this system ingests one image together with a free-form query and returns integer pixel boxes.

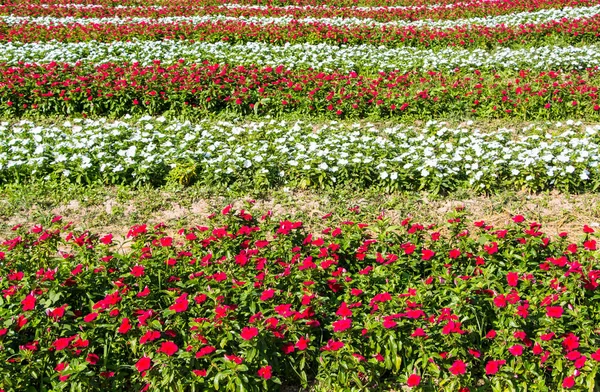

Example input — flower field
[2,207,600,391]
[2,0,600,390]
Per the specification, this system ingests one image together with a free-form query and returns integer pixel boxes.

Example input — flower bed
[1,118,599,192]
[1,0,591,22]
[2,13,599,48]
[1,206,600,391]
[3,41,600,72]
[1,63,600,120]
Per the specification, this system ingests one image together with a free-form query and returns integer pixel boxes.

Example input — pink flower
[257,365,272,380]
[240,327,259,340]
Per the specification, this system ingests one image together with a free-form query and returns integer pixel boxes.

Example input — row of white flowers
[2,5,598,28]
[0,117,597,191]
[1,40,597,71]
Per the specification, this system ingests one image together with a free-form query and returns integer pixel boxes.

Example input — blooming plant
[1,206,600,391]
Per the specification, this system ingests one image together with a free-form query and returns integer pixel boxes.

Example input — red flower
[53,337,73,351]
[193,369,207,377]
[169,293,189,313]
[485,330,497,339]
[506,272,519,287]
[86,353,99,365]
[83,313,98,323]
[321,339,344,352]
[546,306,563,318]
[332,318,352,332]
[591,348,600,361]
[131,265,144,277]
[512,215,525,223]
[240,327,259,341]
[257,365,272,380]
[508,345,524,356]
[21,294,36,311]
[493,294,506,308]
[135,356,152,372]
[421,249,435,261]
[260,289,275,301]
[137,286,151,297]
[196,345,216,358]
[157,341,178,356]
[296,336,310,351]
[562,376,575,389]
[485,360,506,375]
[407,374,421,387]
[118,318,131,334]
[224,354,243,364]
[449,360,466,375]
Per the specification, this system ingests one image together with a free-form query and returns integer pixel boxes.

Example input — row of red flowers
[1,206,600,391]
[1,0,591,23]
[1,16,599,48]
[2,0,495,8]
[0,62,599,119]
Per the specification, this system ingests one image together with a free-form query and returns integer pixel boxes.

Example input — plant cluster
[1,206,600,391]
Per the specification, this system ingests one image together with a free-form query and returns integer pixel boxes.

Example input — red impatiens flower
[240,327,259,340]
[21,294,36,311]
[407,374,421,387]
[421,249,435,261]
[192,369,207,377]
[562,376,575,389]
[260,289,275,301]
[86,353,99,365]
[131,265,145,277]
[449,360,467,375]
[506,272,519,287]
[53,337,74,351]
[118,318,131,334]
[332,318,352,332]
[485,360,506,375]
[83,313,99,323]
[257,365,272,380]
[508,345,524,356]
[135,356,152,372]
[196,345,216,358]
[157,341,178,356]
[224,354,243,364]
[546,306,564,318]
[493,294,507,308]
[169,293,189,313]
[320,339,344,352]
[296,336,310,351]
[591,348,600,361]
